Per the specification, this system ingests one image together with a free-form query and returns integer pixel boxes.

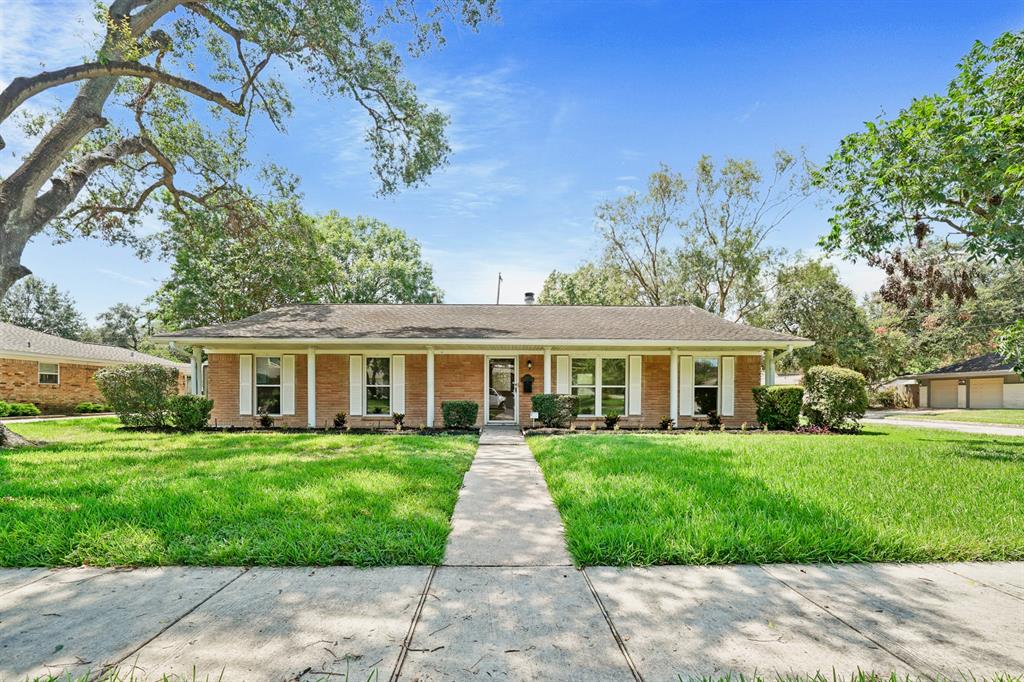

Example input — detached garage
[915,353,1022,410]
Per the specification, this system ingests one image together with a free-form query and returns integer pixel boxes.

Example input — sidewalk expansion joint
[388,565,437,682]
[758,565,935,679]
[581,567,644,682]
[91,567,250,682]
[935,565,1024,602]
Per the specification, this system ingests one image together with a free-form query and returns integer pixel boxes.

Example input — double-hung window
[255,356,282,414]
[600,358,627,415]
[571,357,627,416]
[570,358,597,415]
[38,362,59,385]
[366,357,391,415]
[693,357,719,416]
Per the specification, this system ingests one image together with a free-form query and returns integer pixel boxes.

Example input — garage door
[930,379,959,408]
[970,377,1003,409]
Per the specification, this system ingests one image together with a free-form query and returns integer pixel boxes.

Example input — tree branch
[0,61,244,139]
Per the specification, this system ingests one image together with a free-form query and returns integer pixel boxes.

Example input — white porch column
[426,347,435,428]
[307,347,317,428]
[543,347,552,393]
[669,349,679,426]
[765,349,776,386]
[190,346,202,395]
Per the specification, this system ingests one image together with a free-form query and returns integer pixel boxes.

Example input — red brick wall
[204,350,766,429]
[435,354,485,427]
[1,356,187,414]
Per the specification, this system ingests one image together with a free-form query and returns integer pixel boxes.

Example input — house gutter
[152,336,814,350]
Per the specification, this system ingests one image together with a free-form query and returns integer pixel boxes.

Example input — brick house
[156,302,810,429]
[0,322,191,413]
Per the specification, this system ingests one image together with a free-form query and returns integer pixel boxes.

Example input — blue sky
[3,0,1022,319]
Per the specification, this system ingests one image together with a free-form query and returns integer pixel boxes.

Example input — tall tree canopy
[541,153,804,320]
[0,0,495,300]
[815,30,1024,267]
[752,260,874,376]
[0,276,89,340]
[153,203,442,329]
[94,303,154,350]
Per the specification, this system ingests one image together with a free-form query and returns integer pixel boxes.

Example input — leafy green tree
[676,152,801,320]
[95,303,153,350]
[153,202,442,329]
[538,262,636,305]
[315,213,443,304]
[0,0,495,300]
[0,276,89,340]
[815,31,1024,264]
[997,320,1024,377]
[753,261,874,376]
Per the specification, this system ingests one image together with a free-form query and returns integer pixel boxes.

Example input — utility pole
[496,272,503,304]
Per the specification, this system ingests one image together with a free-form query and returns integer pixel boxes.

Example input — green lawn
[528,426,1024,566]
[893,409,1024,426]
[0,418,477,567]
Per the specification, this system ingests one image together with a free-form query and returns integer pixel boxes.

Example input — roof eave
[155,335,813,350]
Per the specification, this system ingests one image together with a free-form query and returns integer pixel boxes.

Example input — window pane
[571,358,596,386]
[572,386,595,415]
[602,387,626,416]
[694,358,719,386]
[366,387,391,414]
[39,372,58,385]
[39,362,58,374]
[694,386,719,415]
[256,357,281,385]
[366,357,390,386]
[256,386,281,414]
[602,358,626,385]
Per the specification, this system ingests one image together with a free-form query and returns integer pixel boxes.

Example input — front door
[487,357,517,423]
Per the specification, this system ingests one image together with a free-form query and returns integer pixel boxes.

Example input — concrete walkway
[863,412,1024,437]
[443,425,572,566]
[2,562,1021,680]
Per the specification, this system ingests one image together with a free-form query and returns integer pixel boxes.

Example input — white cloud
[96,268,151,288]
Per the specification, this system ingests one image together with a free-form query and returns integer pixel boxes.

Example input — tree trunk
[0,424,33,448]
[0,221,34,300]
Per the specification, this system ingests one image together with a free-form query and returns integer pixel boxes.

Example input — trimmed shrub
[603,412,621,429]
[442,400,478,429]
[5,402,41,417]
[75,402,108,413]
[168,394,214,432]
[0,401,10,418]
[869,387,906,409]
[803,365,869,429]
[752,385,805,431]
[94,363,178,427]
[531,393,580,428]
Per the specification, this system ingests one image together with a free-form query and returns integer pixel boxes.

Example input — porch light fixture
[527,360,533,370]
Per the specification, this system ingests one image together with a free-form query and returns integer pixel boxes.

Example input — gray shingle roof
[921,352,1015,376]
[0,322,190,370]
[156,304,809,345]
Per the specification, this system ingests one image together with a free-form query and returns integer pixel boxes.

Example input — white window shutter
[349,355,364,416]
[238,354,253,415]
[555,356,570,394]
[679,355,694,416]
[391,355,405,414]
[720,356,735,417]
[628,355,642,416]
[281,355,296,415]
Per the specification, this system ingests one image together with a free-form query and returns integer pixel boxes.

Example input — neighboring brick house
[0,322,191,414]
[155,300,810,429]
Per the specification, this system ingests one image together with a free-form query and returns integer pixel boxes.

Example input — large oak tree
[0,0,494,299]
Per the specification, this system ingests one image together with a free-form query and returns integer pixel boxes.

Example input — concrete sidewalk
[1,562,1021,680]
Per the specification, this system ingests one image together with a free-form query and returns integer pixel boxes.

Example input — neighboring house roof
[155,304,811,347]
[915,352,1016,379]
[0,322,190,371]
